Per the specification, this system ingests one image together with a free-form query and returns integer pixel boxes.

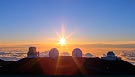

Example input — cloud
[72,44,135,48]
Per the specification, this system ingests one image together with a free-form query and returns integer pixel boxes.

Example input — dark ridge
[0,59,14,67]
[0,56,135,75]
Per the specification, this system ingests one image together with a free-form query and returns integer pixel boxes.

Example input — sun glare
[59,38,66,45]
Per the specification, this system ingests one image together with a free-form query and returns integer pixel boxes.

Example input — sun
[59,38,66,45]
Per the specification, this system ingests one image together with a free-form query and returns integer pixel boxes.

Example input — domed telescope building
[101,51,121,61]
[72,48,82,57]
[27,47,39,58]
[85,53,93,58]
[49,48,59,57]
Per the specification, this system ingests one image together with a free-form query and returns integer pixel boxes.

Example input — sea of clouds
[0,47,135,65]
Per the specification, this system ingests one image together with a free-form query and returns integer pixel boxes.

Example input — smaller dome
[49,48,59,57]
[85,53,93,57]
[107,51,115,56]
[62,52,70,56]
[72,48,82,57]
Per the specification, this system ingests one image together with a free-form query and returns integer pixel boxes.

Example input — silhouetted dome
[49,48,59,57]
[101,51,121,61]
[107,51,115,56]
[72,48,82,57]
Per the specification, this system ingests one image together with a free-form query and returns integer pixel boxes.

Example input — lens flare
[59,38,66,45]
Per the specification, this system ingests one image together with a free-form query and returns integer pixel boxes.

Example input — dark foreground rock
[0,59,14,67]
[0,56,135,75]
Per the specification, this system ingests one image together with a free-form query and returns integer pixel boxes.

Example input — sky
[0,0,135,47]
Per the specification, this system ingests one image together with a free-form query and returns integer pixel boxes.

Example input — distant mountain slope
[0,59,14,67]
[0,56,135,75]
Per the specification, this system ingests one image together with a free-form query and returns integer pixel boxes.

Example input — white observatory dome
[72,48,82,57]
[49,48,59,57]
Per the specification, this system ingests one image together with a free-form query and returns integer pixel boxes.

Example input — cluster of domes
[27,47,83,58]
[27,47,121,61]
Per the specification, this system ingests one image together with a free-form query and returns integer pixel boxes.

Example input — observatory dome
[49,48,59,57]
[101,51,121,61]
[27,47,38,58]
[85,53,93,58]
[107,51,115,57]
[72,48,82,57]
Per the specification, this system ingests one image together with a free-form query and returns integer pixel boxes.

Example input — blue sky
[0,0,135,45]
